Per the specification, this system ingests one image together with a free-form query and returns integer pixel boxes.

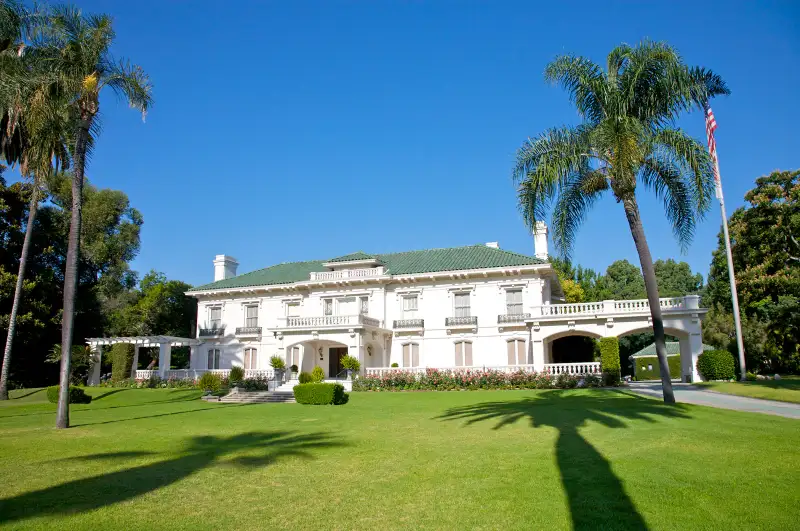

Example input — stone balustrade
[309,266,386,282]
[364,362,600,378]
[134,368,275,380]
[532,295,698,319]
[279,314,382,329]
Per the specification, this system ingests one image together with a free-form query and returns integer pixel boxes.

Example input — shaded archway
[283,339,350,378]
[616,327,688,378]
[543,330,602,365]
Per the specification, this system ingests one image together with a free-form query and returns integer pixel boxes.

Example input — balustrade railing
[364,363,600,378]
[497,313,531,324]
[445,316,478,327]
[393,318,424,329]
[235,326,262,335]
[532,295,696,319]
[309,266,386,282]
[543,362,601,375]
[134,368,276,381]
[280,314,382,328]
[198,327,224,337]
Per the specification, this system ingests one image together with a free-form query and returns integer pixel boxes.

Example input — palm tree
[513,42,728,403]
[33,6,151,428]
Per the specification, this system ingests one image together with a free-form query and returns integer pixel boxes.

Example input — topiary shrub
[229,366,245,385]
[341,355,360,373]
[599,337,621,386]
[290,364,298,373]
[269,355,286,370]
[197,372,222,392]
[311,366,325,383]
[110,344,134,382]
[46,385,92,404]
[298,371,313,384]
[390,362,399,368]
[293,383,348,405]
[697,349,735,381]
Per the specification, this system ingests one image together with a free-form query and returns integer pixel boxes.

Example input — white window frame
[454,292,471,318]
[207,348,221,370]
[506,338,526,365]
[323,298,333,316]
[402,295,419,318]
[243,348,258,370]
[506,289,523,316]
[454,340,473,367]
[244,304,259,328]
[208,306,222,329]
[285,301,300,317]
[402,342,420,367]
[360,296,369,315]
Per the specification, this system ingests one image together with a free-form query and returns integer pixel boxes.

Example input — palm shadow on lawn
[0,430,344,525]
[437,390,691,531]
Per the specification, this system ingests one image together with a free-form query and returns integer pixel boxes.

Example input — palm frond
[552,168,609,257]
[100,58,153,120]
[544,55,607,123]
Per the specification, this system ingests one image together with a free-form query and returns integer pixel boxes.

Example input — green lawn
[696,376,800,404]
[0,387,798,530]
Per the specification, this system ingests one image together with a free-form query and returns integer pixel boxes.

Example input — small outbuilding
[630,341,713,381]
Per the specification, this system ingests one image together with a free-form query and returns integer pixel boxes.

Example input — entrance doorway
[329,347,347,378]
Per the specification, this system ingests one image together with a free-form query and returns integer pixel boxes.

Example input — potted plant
[290,364,299,379]
[229,366,245,390]
[340,355,361,380]
[270,355,287,382]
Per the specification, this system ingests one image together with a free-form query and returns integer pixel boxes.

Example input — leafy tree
[30,5,152,428]
[513,41,728,402]
[653,259,703,297]
[596,260,646,300]
[560,278,585,303]
[706,169,800,373]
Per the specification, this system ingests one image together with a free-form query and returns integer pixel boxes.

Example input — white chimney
[485,241,499,249]
[213,255,239,281]
[533,221,548,260]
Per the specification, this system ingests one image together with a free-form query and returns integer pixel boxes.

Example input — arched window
[454,341,473,367]
[243,348,257,370]
[402,343,419,367]
[507,339,526,365]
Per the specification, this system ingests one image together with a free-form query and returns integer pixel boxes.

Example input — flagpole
[714,157,747,380]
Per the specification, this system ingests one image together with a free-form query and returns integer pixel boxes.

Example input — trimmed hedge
[634,355,681,381]
[293,383,349,405]
[697,349,735,380]
[46,385,92,404]
[110,343,134,382]
[598,337,621,385]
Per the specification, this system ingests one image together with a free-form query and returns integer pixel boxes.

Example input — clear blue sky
[29,1,800,286]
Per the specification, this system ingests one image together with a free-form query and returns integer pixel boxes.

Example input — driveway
[627,382,800,419]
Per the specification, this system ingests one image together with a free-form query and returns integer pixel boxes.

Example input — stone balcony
[529,295,700,320]
[393,318,424,330]
[235,326,262,337]
[198,327,224,337]
[274,314,384,331]
[308,266,387,282]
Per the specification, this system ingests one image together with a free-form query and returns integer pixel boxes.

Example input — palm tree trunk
[55,118,91,429]
[622,196,676,404]
[0,187,39,400]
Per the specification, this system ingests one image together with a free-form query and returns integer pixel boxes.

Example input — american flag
[705,103,723,199]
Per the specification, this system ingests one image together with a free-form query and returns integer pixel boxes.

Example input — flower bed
[352,368,603,392]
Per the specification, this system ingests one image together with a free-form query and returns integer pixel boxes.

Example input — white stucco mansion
[171,223,707,383]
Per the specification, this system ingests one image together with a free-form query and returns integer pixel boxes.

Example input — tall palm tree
[34,6,151,428]
[513,42,728,403]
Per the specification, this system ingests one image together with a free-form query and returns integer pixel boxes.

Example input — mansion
[179,223,708,383]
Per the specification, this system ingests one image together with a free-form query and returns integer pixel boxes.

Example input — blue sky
[20,0,800,286]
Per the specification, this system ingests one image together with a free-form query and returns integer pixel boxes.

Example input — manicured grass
[0,388,798,530]
[696,376,800,404]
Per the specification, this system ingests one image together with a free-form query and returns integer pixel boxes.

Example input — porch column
[87,344,103,386]
[130,345,140,379]
[158,342,172,379]
[679,333,703,383]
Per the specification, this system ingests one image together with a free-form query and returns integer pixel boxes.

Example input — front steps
[219,390,296,404]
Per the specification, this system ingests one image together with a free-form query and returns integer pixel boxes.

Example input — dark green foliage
[599,337,621,385]
[697,349,736,381]
[341,355,360,372]
[634,355,681,381]
[290,364,298,373]
[46,385,91,404]
[390,363,399,368]
[241,376,270,391]
[229,366,244,384]
[110,344,134,382]
[197,372,222,392]
[311,366,325,383]
[269,356,286,370]
[298,371,313,384]
[293,383,349,405]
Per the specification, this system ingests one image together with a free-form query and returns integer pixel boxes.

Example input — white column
[531,338,545,371]
[679,333,703,382]
[88,344,103,386]
[158,342,172,379]
[130,346,140,379]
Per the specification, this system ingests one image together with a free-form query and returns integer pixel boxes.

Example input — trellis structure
[85,336,203,385]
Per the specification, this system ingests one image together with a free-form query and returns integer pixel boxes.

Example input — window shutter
[517,340,526,365]
[455,342,463,366]
[507,341,515,365]
[403,344,410,367]
[412,344,419,367]
[214,350,221,369]
[465,342,473,366]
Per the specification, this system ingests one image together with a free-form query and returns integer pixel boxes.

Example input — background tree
[595,260,646,300]
[514,41,728,401]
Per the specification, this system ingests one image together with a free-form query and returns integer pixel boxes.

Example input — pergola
[85,336,203,385]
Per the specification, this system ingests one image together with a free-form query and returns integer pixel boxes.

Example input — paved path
[628,382,800,419]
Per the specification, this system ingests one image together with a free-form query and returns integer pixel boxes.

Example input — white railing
[533,295,698,319]
[134,368,276,380]
[279,314,382,328]
[543,362,601,375]
[309,266,386,281]
[364,363,601,377]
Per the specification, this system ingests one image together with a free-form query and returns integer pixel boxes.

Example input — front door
[328,347,347,378]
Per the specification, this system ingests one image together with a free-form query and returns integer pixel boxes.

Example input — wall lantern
[367,345,373,357]
[318,347,323,361]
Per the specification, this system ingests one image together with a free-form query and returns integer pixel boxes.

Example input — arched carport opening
[617,327,688,378]
[543,330,602,365]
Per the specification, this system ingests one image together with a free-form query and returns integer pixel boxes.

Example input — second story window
[454,292,471,318]
[323,299,333,316]
[245,305,258,327]
[506,289,523,315]
[209,307,222,329]
[286,302,300,317]
[403,295,418,318]
[360,296,369,315]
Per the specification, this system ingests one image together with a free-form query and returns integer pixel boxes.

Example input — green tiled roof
[327,251,380,263]
[189,244,546,292]
[630,341,713,358]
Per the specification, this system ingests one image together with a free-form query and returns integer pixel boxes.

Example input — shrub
[584,373,602,388]
[46,385,92,404]
[390,362,399,368]
[697,349,736,381]
[293,383,348,405]
[298,371,313,384]
[110,344,135,382]
[555,373,579,389]
[745,371,758,381]
[269,356,286,370]
[197,372,222,392]
[229,366,245,384]
[599,337,621,385]
[311,366,325,383]
[341,355,360,372]
[290,364,298,373]
[242,375,270,391]
[634,355,682,381]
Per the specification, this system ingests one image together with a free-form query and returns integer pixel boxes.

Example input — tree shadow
[70,403,240,427]
[0,430,344,525]
[9,389,45,400]
[437,390,692,531]
[89,389,129,401]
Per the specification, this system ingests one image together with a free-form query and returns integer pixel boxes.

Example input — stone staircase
[219,390,296,404]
